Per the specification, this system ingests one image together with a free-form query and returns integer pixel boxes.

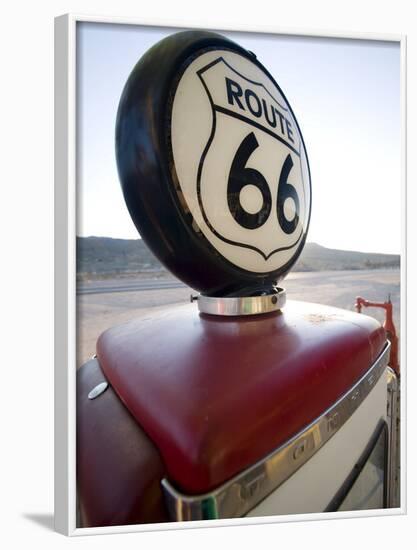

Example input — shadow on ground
[23,513,54,531]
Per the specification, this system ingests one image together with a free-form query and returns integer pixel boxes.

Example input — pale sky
[76,23,401,254]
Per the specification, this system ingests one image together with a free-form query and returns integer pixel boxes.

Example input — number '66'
[227,132,300,233]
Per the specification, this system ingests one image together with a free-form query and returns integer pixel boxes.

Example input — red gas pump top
[96,299,386,495]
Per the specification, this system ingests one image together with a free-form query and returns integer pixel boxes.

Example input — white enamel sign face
[171,50,311,274]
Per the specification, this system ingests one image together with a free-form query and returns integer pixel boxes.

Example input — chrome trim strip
[386,367,400,507]
[161,342,391,520]
[196,288,286,316]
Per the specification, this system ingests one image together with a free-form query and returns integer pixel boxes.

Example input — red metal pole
[355,296,399,376]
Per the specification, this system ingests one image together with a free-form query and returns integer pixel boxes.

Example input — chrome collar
[194,288,286,316]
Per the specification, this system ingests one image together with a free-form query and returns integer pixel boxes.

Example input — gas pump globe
[76,31,400,527]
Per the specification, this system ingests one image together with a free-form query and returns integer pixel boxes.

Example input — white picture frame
[54,13,407,537]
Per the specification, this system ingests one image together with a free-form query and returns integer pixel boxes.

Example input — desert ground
[76,268,401,368]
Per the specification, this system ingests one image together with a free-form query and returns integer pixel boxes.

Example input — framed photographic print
[54,14,405,536]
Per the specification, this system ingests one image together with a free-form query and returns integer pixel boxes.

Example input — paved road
[77,278,186,295]
[76,269,401,367]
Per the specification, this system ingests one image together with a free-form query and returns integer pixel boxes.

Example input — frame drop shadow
[23,513,54,532]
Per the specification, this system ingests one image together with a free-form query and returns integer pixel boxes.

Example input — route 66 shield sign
[116,31,311,295]
[171,51,310,274]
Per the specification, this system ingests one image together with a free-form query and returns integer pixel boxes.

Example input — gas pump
[76,30,400,527]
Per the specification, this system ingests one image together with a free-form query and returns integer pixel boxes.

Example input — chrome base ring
[195,288,286,316]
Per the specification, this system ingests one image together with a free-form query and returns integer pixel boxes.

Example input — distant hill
[77,236,162,278]
[293,242,400,272]
[76,236,400,279]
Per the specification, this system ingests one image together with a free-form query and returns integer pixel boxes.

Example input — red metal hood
[97,300,386,495]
